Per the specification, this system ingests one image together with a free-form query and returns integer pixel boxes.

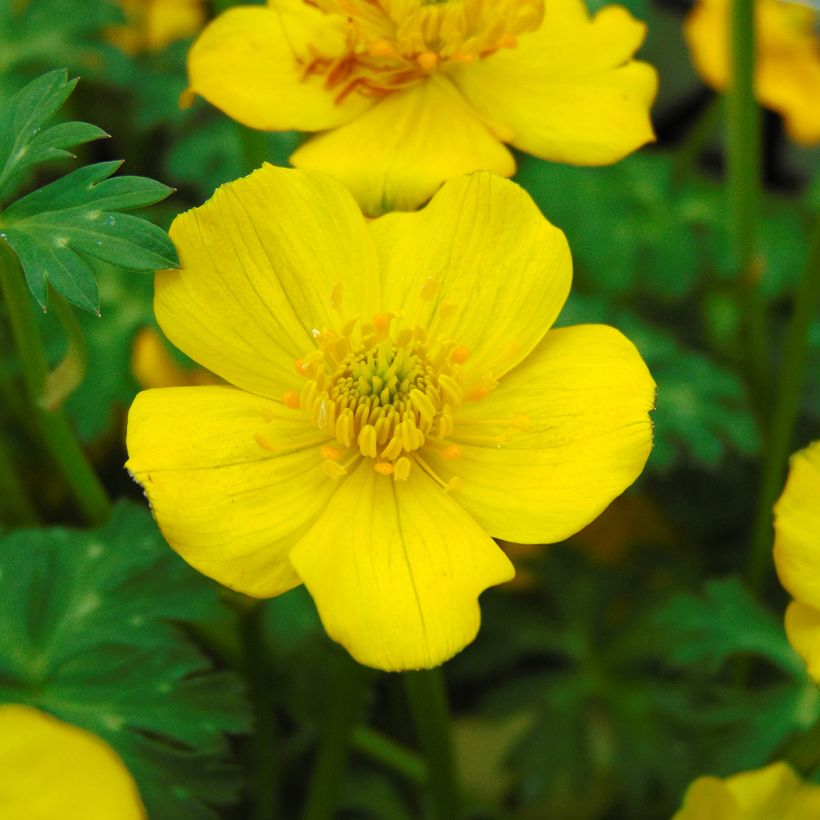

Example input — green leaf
[0,71,178,312]
[0,502,252,820]
[653,577,804,676]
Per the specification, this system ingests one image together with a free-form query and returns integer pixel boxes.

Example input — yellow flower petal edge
[674,762,820,819]
[128,165,654,670]
[109,0,205,54]
[685,0,820,145]
[426,325,655,544]
[187,2,372,131]
[0,704,145,820]
[186,0,656,212]
[126,386,334,597]
[773,441,820,607]
[784,601,820,682]
[289,460,515,671]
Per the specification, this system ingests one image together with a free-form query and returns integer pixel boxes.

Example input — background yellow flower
[774,440,820,678]
[685,0,820,145]
[126,165,655,671]
[0,704,146,819]
[185,0,657,213]
[673,762,820,819]
[108,0,205,54]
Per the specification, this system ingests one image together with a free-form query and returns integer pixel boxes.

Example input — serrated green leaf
[1,161,178,311]
[0,502,252,820]
[653,577,804,676]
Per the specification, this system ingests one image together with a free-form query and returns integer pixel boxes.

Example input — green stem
[0,427,39,525]
[352,725,427,785]
[403,668,460,820]
[240,602,280,820]
[747,218,820,591]
[0,240,110,524]
[302,656,372,820]
[727,0,770,418]
[672,95,722,187]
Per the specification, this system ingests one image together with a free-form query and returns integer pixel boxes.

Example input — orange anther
[498,33,517,49]
[441,444,461,460]
[451,346,470,365]
[283,390,301,409]
[368,38,396,57]
[374,461,395,476]
[295,358,306,375]
[467,386,490,401]
[320,446,344,461]
[373,313,391,335]
[417,51,439,71]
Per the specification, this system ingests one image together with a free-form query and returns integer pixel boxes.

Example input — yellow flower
[0,704,145,819]
[125,165,655,671]
[673,762,820,819]
[774,440,820,678]
[131,326,221,389]
[685,0,820,145]
[185,0,657,213]
[109,0,205,54]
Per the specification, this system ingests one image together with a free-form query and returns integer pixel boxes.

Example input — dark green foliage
[0,502,252,819]
[0,70,177,312]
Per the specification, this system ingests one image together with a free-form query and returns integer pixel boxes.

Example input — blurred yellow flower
[109,0,205,54]
[126,165,655,671]
[673,762,820,819]
[0,704,145,820]
[685,0,820,145]
[774,440,820,678]
[185,0,657,213]
[131,326,220,389]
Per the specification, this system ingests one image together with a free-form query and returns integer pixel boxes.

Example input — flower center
[302,0,544,102]
[269,280,528,484]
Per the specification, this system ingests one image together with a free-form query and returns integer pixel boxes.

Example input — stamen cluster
[304,0,544,101]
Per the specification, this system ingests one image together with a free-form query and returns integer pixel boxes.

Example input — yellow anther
[409,388,436,426]
[358,424,378,458]
[283,390,301,409]
[393,457,412,481]
[374,461,395,476]
[400,418,419,452]
[438,373,463,406]
[368,38,397,57]
[254,432,277,452]
[323,460,348,479]
[417,51,439,70]
[330,281,344,313]
[300,379,318,411]
[335,412,353,448]
[420,277,439,301]
[445,476,462,493]
[381,435,403,461]
[451,346,470,365]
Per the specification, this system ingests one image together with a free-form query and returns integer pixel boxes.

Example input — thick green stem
[302,656,372,820]
[240,602,280,820]
[747,219,820,591]
[403,668,460,820]
[727,0,770,417]
[0,240,110,524]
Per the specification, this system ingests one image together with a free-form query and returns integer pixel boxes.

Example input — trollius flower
[109,0,205,54]
[774,440,820,678]
[126,166,655,671]
[185,0,657,213]
[0,704,145,819]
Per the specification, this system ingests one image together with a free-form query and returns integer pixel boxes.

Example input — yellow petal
[784,601,820,682]
[773,441,820,608]
[289,460,515,671]
[157,164,380,400]
[672,775,741,820]
[126,385,336,597]
[369,172,571,380]
[452,0,657,165]
[726,762,820,819]
[426,325,655,543]
[0,704,145,820]
[291,77,515,214]
[187,2,371,131]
